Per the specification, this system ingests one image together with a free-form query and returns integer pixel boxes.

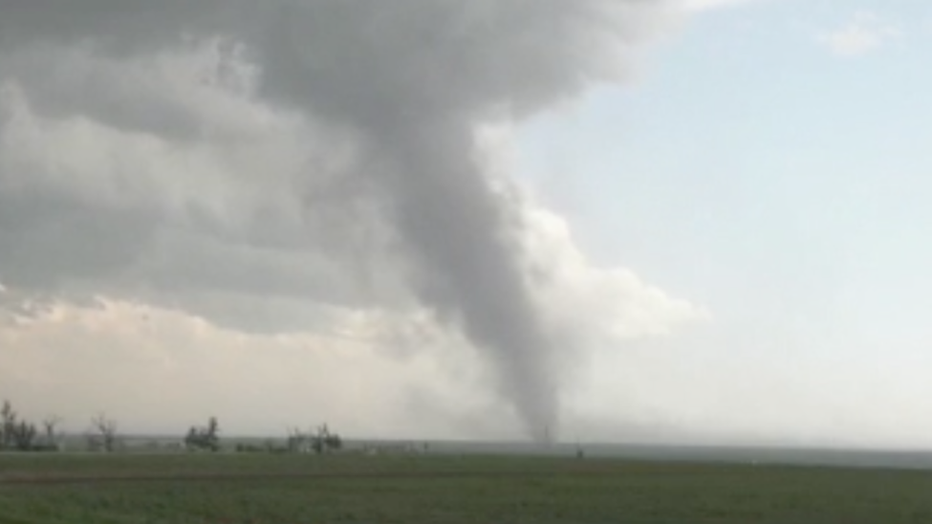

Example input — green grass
[2,453,932,523]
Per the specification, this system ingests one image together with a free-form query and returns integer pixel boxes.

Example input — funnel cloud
[0,1,682,439]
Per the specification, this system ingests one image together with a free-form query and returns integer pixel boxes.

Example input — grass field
[2,453,932,523]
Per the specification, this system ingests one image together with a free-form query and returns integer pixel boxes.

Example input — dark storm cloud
[0,0,678,438]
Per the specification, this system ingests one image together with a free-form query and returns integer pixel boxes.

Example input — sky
[0,0,930,448]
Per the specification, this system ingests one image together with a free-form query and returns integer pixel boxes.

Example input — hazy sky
[519,0,932,447]
[1,0,930,448]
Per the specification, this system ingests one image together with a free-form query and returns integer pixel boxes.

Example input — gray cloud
[0,0,682,439]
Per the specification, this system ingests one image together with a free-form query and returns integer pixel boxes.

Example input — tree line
[0,399,341,454]
[0,401,62,452]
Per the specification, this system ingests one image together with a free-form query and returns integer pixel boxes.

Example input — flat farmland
[2,453,932,523]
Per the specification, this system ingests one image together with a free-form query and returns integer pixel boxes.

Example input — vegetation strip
[0,468,624,486]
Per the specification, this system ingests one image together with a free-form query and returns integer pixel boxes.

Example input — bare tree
[184,416,221,452]
[286,427,312,454]
[0,401,44,451]
[284,424,342,455]
[42,416,62,450]
[88,413,118,452]
[10,421,37,451]
[1,400,16,450]
[313,423,342,455]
